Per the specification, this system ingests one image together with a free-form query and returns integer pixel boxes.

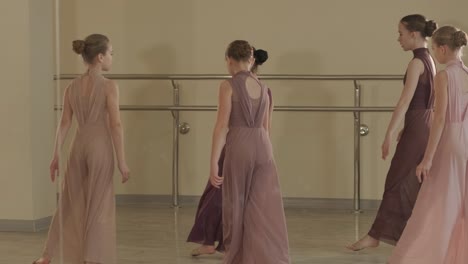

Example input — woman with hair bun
[33,34,130,264]
[207,40,289,263]
[187,46,275,258]
[389,25,468,264]
[348,14,437,251]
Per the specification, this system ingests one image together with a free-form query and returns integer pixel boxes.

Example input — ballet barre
[54,74,403,212]
[56,74,403,81]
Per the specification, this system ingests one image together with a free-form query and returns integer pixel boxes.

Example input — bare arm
[262,89,274,136]
[416,70,448,182]
[52,85,73,156]
[263,102,270,134]
[382,58,424,159]
[49,85,73,181]
[268,91,274,134]
[106,80,130,183]
[210,81,232,187]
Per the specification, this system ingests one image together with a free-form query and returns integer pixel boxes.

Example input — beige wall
[29,0,56,220]
[53,0,468,201]
[2,0,464,223]
[0,0,33,220]
[0,0,55,221]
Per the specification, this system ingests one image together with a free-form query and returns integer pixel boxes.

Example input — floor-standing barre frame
[54,74,402,212]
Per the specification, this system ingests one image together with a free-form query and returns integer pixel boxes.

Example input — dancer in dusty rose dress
[348,14,437,251]
[187,48,273,257]
[33,34,130,264]
[388,26,468,264]
[209,40,290,264]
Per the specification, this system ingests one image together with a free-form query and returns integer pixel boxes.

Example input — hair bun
[253,49,268,65]
[453,30,468,48]
[424,20,438,37]
[72,40,86,54]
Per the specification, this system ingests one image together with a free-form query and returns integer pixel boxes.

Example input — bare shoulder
[64,80,74,92]
[220,80,231,89]
[219,80,232,94]
[103,78,119,95]
[435,70,448,85]
[408,58,424,73]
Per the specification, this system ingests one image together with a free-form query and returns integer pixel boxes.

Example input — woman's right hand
[49,155,59,183]
[118,162,130,183]
[416,158,432,183]
[210,165,223,188]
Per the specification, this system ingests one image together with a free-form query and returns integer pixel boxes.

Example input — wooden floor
[0,204,393,264]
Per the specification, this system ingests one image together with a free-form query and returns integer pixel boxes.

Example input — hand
[210,165,223,188]
[381,136,392,160]
[396,129,403,142]
[49,155,59,183]
[416,159,432,183]
[210,173,223,188]
[118,162,130,184]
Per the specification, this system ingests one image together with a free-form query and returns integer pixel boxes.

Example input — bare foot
[32,257,51,264]
[191,245,216,257]
[346,235,379,251]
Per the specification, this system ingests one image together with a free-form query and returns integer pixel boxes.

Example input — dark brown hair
[400,14,437,38]
[225,40,253,62]
[251,47,269,74]
[72,34,110,64]
[433,26,468,50]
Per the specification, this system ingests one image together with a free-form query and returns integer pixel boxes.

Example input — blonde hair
[432,26,467,51]
[225,40,253,62]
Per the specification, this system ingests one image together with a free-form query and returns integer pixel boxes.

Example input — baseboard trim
[115,194,381,210]
[0,216,52,232]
